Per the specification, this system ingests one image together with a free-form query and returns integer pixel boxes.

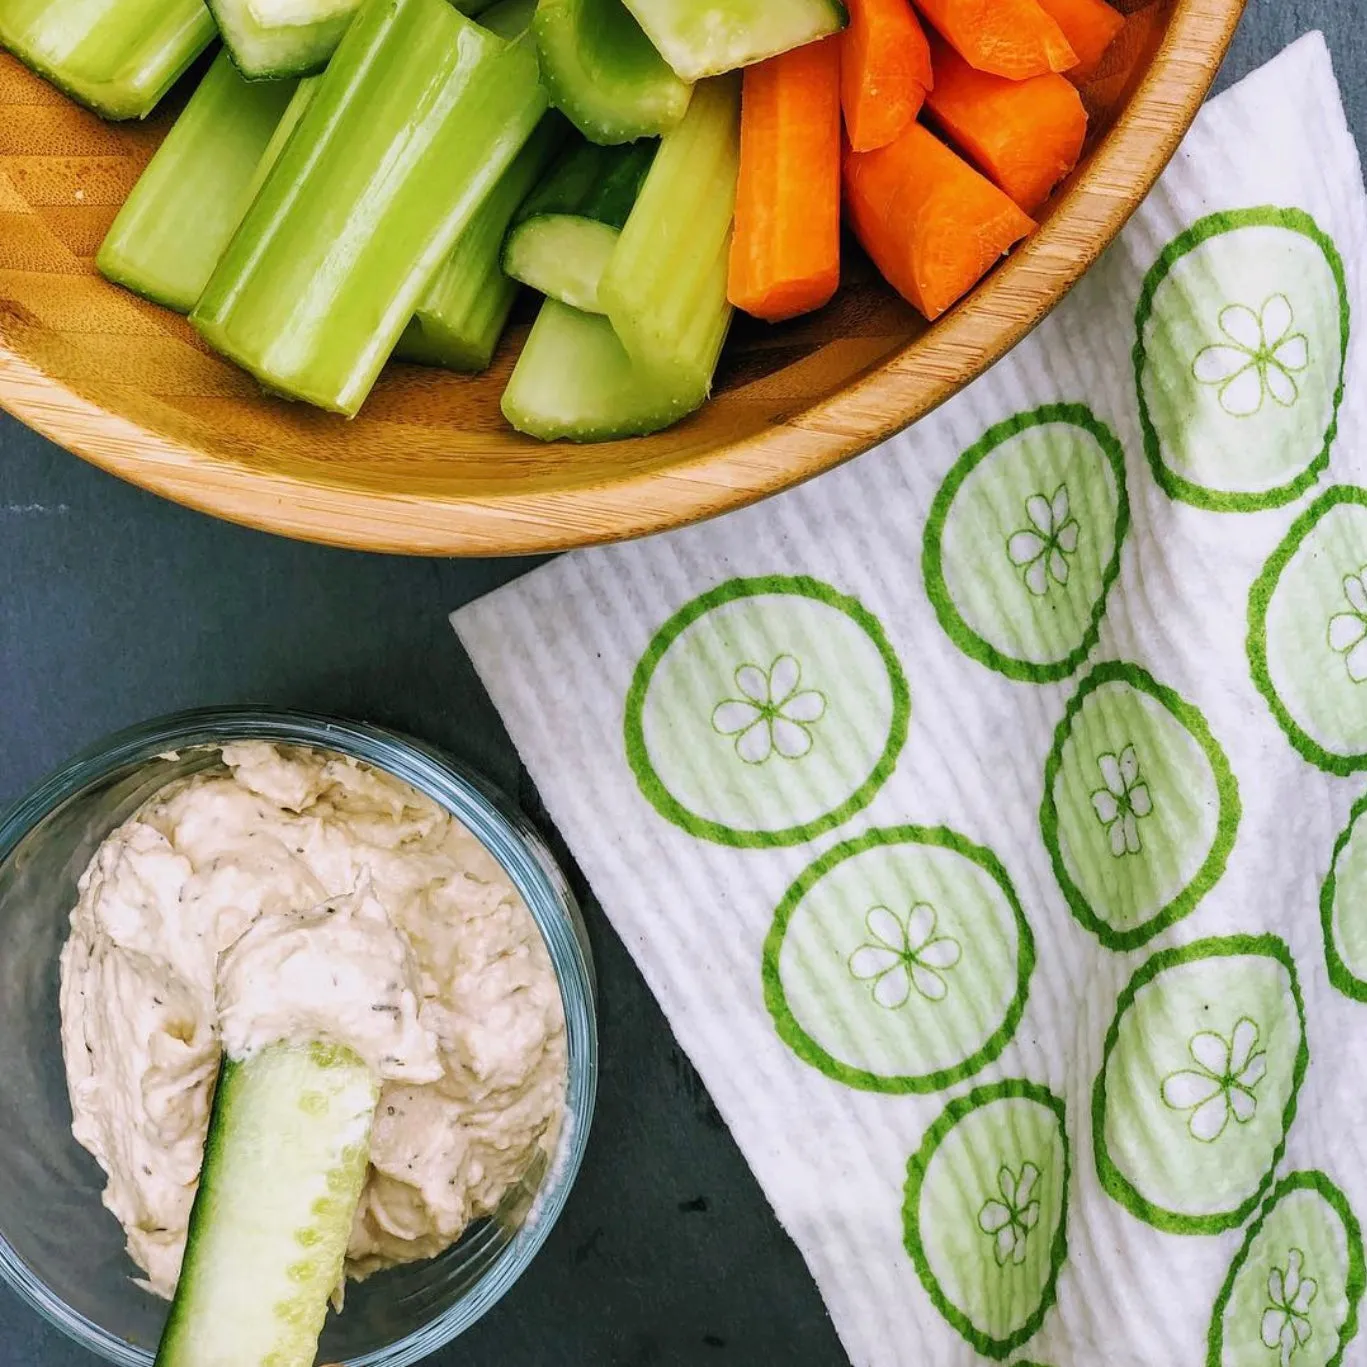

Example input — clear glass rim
[0,707,599,1367]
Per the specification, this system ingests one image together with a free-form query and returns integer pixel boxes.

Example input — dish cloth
[454,34,1367,1366]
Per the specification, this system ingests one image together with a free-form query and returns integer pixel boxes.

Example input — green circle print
[1320,792,1367,1001]
[924,403,1129,683]
[1135,206,1348,512]
[1093,935,1308,1236]
[1040,661,1241,952]
[763,827,1034,1094]
[623,576,910,848]
[904,1080,1069,1361]
[1207,1171,1364,1367]
[1249,486,1367,774]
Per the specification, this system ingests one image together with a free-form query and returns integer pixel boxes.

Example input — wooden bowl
[0,0,1245,556]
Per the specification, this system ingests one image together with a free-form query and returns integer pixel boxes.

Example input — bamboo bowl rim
[0,0,1246,558]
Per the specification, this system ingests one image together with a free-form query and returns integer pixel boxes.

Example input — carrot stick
[1035,0,1124,82]
[844,121,1035,320]
[925,36,1087,213]
[728,36,842,323]
[912,0,1076,78]
[841,0,933,154]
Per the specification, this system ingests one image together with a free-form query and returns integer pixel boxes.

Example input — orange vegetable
[844,121,1035,320]
[1035,0,1124,82]
[841,0,933,154]
[912,0,1076,79]
[926,36,1087,213]
[728,36,842,323]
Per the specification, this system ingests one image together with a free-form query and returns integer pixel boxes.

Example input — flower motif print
[1006,485,1080,597]
[1192,294,1310,417]
[1160,1017,1268,1143]
[711,655,827,764]
[847,904,962,1008]
[977,1163,1042,1267]
[1327,568,1367,684]
[1089,745,1153,857]
[1261,1249,1317,1366]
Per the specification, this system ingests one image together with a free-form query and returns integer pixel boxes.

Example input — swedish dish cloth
[454,34,1367,1367]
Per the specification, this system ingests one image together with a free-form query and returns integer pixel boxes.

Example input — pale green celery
[96,53,298,313]
[0,0,215,119]
[398,115,566,372]
[191,0,547,417]
[238,74,319,209]
[502,297,706,441]
[206,0,353,80]
[598,74,738,395]
[619,0,845,81]
[534,0,690,145]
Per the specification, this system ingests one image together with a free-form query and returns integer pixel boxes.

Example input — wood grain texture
[0,0,1245,557]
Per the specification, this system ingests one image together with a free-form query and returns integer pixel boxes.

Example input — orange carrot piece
[844,122,1034,320]
[1035,0,1124,82]
[728,36,842,324]
[912,0,1076,78]
[841,0,933,154]
[926,37,1087,213]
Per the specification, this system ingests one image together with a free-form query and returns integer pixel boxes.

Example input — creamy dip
[58,741,566,1298]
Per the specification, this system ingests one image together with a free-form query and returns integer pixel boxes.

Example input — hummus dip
[58,741,566,1298]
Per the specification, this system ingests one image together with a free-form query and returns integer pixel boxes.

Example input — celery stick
[191,0,547,417]
[397,115,567,373]
[0,0,215,119]
[503,139,654,313]
[502,298,707,441]
[238,75,319,211]
[96,54,298,313]
[598,74,737,395]
[534,0,691,145]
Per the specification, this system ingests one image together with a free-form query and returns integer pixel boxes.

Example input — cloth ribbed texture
[455,35,1367,1366]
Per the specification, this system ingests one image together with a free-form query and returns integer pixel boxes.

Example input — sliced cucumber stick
[534,0,691,145]
[504,140,654,312]
[619,0,845,82]
[0,0,215,119]
[502,298,707,441]
[97,53,298,313]
[154,1043,378,1367]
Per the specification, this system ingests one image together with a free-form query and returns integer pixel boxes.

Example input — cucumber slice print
[904,1081,1069,1361]
[1093,937,1308,1235]
[1041,662,1240,951]
[624,577,910,847]
[1322,793,1367,1000]
[1135,207,1348,511]
[923,404,1129,683]
[1250,487,1367,774]
[764,827,1033,1093]
[1208,1172,1365,1367]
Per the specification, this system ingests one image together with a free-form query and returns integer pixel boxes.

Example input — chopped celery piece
[192,0,547,417]
[534,0,691,145]
[398,115,566,372]
[502,298,706,441]
[238,74,319,210]
[599,74,737,394]
[97,53,298,313]
[0,0,215,119]
[206,0,354,80]
[503,139,654,312]
[620,0,845,81]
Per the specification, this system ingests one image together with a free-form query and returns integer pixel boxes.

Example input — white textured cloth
[455,35,1367,1367]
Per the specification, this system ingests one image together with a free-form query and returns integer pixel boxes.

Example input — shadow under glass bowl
[0,708,598,1367]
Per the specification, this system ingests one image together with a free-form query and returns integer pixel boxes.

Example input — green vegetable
[533,0,691,145]
[239,75,320,210]
[599,74,737,395]
[502,297,708,441]
[503,140,654,313]
[398,116,567,373]
[478,0,535,37]
[0,0,215,119]
[206,0,354,80]
[153,1042,378,1367]
[96,54,298,313]
[192,0,547,416]
[619,0,845,82]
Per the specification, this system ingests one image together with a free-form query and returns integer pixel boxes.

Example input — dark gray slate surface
[0,1,1357,1361]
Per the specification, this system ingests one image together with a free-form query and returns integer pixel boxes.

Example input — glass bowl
[0,708,597,1367]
